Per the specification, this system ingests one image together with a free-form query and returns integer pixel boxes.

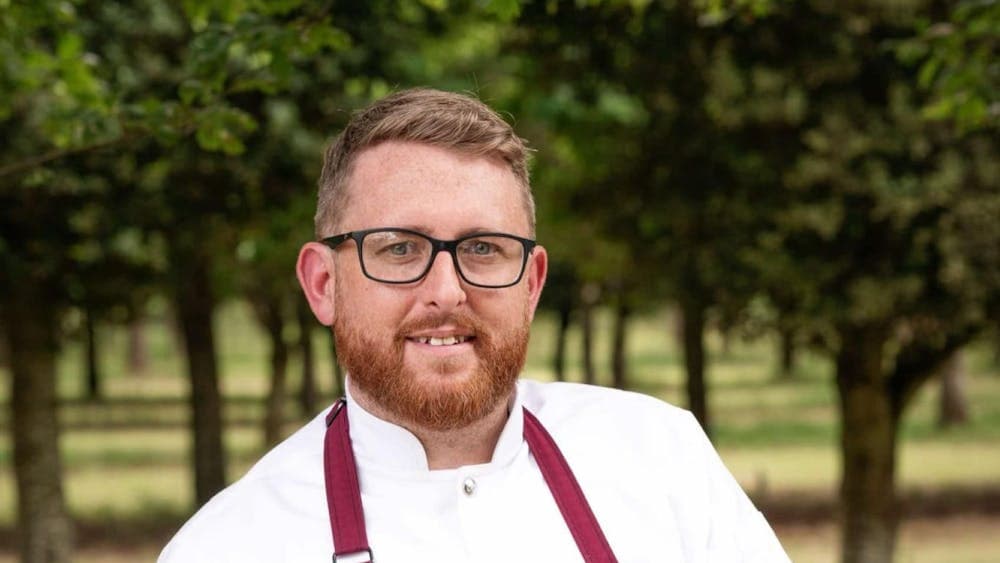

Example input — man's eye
[468,241,497,255]
[386,242,414,256]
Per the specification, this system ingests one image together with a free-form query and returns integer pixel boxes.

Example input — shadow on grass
[758,484,1000,525]
[2,484,998,553]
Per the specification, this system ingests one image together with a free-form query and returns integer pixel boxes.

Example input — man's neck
[347,380,513,470]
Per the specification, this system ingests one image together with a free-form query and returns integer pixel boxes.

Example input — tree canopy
[1,2,996,563]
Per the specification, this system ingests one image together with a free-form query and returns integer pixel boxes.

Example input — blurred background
[0,1,997,562]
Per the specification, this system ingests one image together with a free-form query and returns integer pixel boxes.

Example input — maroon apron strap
[322,401,618,562]
[522,407,618,563]
[324,400,372,563]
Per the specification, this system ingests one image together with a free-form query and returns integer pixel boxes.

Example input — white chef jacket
[159,379,789,562]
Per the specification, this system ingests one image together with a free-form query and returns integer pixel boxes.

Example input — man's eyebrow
[390,226,508,239]
[455,227,507,238]
[379,224,427,234]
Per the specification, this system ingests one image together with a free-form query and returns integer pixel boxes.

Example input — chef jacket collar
[343,376,525,473]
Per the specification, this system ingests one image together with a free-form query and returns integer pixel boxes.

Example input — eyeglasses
[321,228,537,289]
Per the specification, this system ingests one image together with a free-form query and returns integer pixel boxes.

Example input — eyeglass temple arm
[320,233,353,249]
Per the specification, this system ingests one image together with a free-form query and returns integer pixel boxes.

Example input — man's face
[329,141,546,430]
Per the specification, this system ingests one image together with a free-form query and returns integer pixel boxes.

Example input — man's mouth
[410,335,473,346]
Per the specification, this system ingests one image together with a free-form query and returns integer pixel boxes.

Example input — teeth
[415,336,469,346]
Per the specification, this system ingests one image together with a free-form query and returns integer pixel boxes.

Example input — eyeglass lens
[360,230,526,286]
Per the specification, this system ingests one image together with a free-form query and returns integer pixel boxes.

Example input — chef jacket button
[462,477,477,496]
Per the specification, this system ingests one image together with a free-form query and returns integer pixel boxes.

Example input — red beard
[334,309,529,431]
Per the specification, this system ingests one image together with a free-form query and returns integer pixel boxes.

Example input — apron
[323,400,618,562]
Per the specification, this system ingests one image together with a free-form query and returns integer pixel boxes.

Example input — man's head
[315,88,535,238]
[297,89,547,432]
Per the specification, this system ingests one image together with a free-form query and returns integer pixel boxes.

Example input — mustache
[397,311,486,337]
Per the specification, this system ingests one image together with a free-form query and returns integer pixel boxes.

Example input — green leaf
[419,0,448,10]
[56,32,83,60]
[195,106,258,155]
[917,57,940,88]
[179,79,204,105]
[482,0,523,21]
[921,97,954,120]
[301,24,352,54]
[257,0,304,16]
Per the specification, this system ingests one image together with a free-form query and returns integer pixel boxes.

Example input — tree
[721,3,1000,561]
[296,296,319,415]
[0,0,559,554]
[0,150,151,562]
[937,350,969,428]
[0,2,162,550]
[237,154,316,447]
[157,146,245,503]
[510,0,775,433]
[900,0,999,134]
[0,0,359,531]
[537,261,580,382]
[0,280,74,563]
[508,3,997,562]
[609,284,633,390]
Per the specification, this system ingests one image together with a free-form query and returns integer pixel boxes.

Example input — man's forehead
[351,140,510,177]
[339,141,528,233]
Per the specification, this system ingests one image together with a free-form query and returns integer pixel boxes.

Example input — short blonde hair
[315,88,534,237]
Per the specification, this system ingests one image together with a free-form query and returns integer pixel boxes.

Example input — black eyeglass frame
[320,227,538,289]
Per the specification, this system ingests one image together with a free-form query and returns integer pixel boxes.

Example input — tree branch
[0,135,133,179]
[889,323,982,415]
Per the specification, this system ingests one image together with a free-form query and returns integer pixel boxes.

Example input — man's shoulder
[158,409,333,562]
[224,406,329,490]
[515,381,715,522]
[517,379,701,451]
[519,379,693,424]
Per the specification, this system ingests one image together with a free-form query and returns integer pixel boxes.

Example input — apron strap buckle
[332,547,373,563]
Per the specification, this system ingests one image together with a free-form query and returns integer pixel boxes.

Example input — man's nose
[419,250,468,310]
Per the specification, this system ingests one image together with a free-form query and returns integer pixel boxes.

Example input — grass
[779,516,1000,563]
[1,518,997,563]
[1,302,999,561]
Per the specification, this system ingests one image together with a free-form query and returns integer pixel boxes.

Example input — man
[159,88,789,562]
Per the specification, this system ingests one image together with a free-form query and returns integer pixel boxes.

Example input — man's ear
[525,244,548,319]
[296,242,337,326]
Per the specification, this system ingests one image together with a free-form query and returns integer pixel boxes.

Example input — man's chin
[404,351,478,380]
[340,324,528,431]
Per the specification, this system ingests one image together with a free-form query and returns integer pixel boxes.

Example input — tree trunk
[127,317,148,376]
[580,302,596,385]
[579,282,600,386]
[261,296,289,448]
[553,306,571,382]
[719,326,733,357]
[994,332,1000,367]
[836,326,899,563]
[938,350,969,428]
[297,299,317,417]
[778,325,797,379]
[680,296,709,435]
[329,329,343,397]
[611,303,630,390]
[172,251,227,507]
[0,323,6,369]
[84,306,100,400]
[1,292,74,563]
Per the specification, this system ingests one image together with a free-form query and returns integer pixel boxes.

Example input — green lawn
[1,302,999,561]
